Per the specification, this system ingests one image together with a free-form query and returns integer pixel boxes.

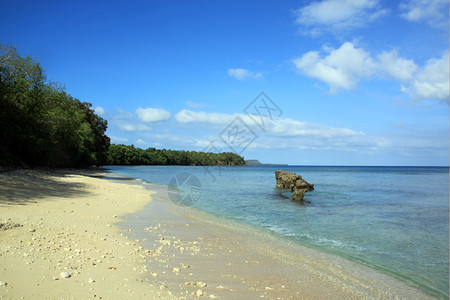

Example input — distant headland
[245,159,288,167]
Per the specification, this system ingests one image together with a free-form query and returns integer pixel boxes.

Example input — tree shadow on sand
[0,168,106,206]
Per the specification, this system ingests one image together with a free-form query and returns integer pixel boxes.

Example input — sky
[1,0,448,166]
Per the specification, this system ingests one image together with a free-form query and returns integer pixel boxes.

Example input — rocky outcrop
[274,170,314,202]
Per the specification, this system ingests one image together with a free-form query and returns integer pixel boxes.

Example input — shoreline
[123,180,438,299]
[0,169,440,299]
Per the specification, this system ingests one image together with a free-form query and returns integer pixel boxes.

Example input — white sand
[0,169,174,299]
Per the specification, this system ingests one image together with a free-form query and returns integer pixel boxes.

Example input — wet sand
[0,169,437,299]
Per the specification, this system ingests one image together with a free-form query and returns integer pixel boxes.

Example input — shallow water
[107,165,449,299]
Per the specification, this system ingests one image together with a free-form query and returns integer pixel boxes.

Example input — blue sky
[1,0,448,165]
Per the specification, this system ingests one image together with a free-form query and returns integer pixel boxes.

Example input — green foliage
[107,144,246,166]
[0,44,110,167]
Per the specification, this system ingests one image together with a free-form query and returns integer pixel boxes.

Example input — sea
[106,165,449,299]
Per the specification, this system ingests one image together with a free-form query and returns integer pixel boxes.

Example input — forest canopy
[0,44,110,167]
[107,144,246,166]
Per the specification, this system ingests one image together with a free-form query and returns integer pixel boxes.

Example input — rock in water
[274,170,314,202]
[291,189,308,202]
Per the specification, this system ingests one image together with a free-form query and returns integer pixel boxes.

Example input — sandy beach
[0,169,437,299]
[0,169,174,299]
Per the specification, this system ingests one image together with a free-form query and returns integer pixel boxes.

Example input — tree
[0,44,110,167]
[0,44,47,165]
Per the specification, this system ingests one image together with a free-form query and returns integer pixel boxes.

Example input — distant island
[245,159,288,167]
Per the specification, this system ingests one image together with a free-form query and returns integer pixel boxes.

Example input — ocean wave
[298,233,367,252]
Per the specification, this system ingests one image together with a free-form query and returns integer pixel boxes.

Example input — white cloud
[294,42,449,102]
[135,107,171,122]
[293,42,377,93]
[175,109,363,140]
[116,122,151,132]
[117,123,136,132]
[148,132,202,148]
[175,109,234,124]
[294,0,388,35]
[94,106,106,115]
[227,68,263,80]
[266,118,364,138]
[401,52,449,101]
[400,0,448,26]
[377,50,417,82]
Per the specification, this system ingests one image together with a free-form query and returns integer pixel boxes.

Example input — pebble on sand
[60,272,71,279]
[185,281,207,288]
[0,281,7,287]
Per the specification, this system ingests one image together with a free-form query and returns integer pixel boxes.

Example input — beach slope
[0,169,174,299]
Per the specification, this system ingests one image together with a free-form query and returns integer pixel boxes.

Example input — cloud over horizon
[104,103,447,165]
[174,109,363,139]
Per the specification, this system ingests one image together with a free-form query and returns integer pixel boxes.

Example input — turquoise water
[107,165,449,299]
